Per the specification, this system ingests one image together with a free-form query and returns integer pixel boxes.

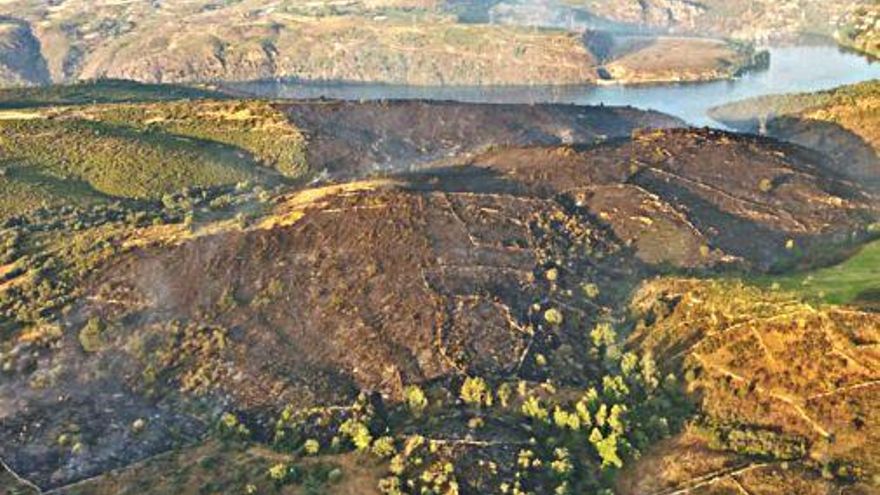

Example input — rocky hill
[0,84,878,494]
[527,0,861,42]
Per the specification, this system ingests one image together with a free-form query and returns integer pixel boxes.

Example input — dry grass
[604,37,753,84]
[257,179,402,230]
[59,440,385,495]
[629,278,880,478]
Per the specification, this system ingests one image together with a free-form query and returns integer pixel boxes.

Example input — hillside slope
[1,120,878,493]
[620,278,880,495]
[0,0,597,87]
[836,4,880,58]
[548,0,859,41]
[0,81,685,223]
[710,80,880,187]
[0,18,49,87]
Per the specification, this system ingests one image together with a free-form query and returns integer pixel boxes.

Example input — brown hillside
[1,128,877,490]
[622,278,880,494]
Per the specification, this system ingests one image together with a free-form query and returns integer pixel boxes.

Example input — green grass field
[756,239,880,307]
[89,100,308,178]
[0,82,308,222]
[0,118,264,200]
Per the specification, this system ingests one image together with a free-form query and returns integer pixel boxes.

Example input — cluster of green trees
[235,318,692,495]
[700,420,808,461]
[448,333,689,493]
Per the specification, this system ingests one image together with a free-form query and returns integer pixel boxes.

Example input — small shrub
[544,308,564,325]
[404,385,428,416]
[371,436,397,458]
[340,419,372,451]
[78,317,106,352]
[304,438,320,456]
[460,377,493,407]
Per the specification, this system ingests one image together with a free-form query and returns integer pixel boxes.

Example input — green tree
[595,434,623,469]
[340,419,372,451]
[78,317,106,352]
[521,395,549,422]
[460,377,493,407]
[404,385,428,416]
[590,322,616,348]
[544,308,564,325]
[303,438,320,455]
[553,406,581,430]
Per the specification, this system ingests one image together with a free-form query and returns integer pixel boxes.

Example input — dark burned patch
[0,377,204,491]
[854,287,880,310]
[467,128,879,270]
[81,189,630,401]
[280,100,682,178]
[0,186,641,489]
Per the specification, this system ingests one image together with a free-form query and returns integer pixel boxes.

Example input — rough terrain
[711,80,880,188]
[0,81,879,494]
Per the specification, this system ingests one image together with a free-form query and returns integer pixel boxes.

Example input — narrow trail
[647,462,771,495]
[692,353,832,439]
[808,379,880,401]
[0,457,42,494]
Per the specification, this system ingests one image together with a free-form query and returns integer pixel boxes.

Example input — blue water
[228,44,880,128]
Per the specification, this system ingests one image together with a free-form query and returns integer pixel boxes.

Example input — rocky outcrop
[0,18,50,88]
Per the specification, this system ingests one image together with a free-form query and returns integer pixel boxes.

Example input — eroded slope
[1,126,877,492]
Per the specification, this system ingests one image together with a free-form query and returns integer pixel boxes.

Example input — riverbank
[227,45,880,128]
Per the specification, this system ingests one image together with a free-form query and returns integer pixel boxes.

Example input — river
[227,44,880,128]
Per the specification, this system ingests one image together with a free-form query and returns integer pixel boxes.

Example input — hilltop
[0,80,680,223]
